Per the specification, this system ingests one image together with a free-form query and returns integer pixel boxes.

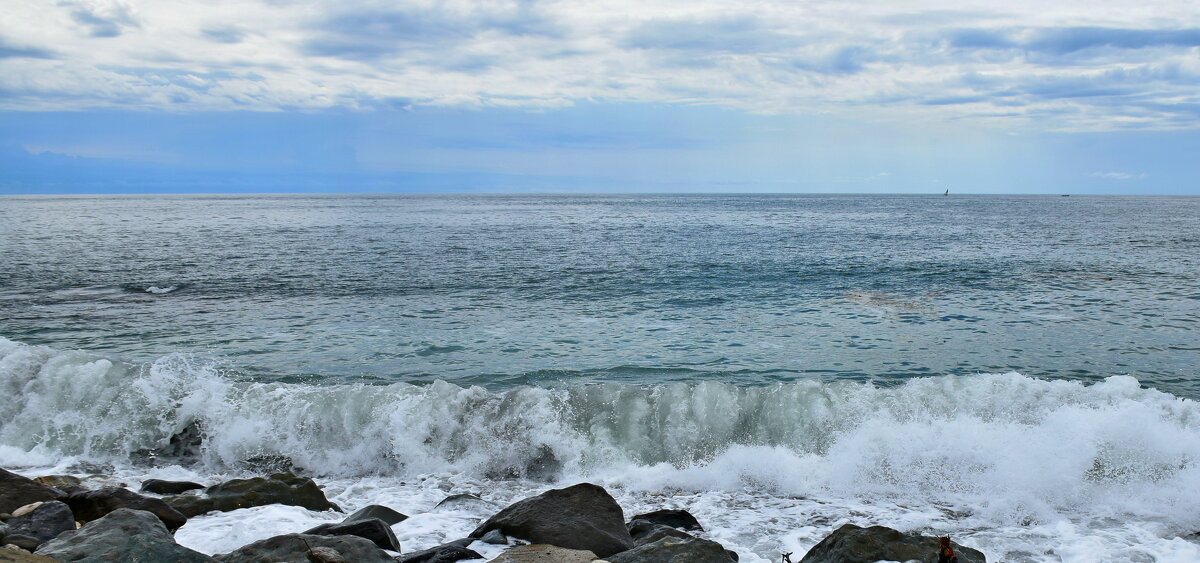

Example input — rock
[35,508,215,562]
[481,529,508,545]
[0,521,7,539]
[214,533,392,563]
[3,537,37,553]
[6,501,75,547]
[0,469,64,515]
[626,521,691,546]
[306,546,345,563]
[393,542,483,563]
[798,524,986,563]
[628,509,702,531]
[65,487,188,531]
[168,473,340,517]
[470,483,634,557]
[304,518,400,552]
[607,535,735,563]
[435,493,496,511]
[0,546,58,563]
[142,479,206,495]
[343,504,408,525]
[32,476,82,490]
[488,544,597,563]
[8,506,38,520]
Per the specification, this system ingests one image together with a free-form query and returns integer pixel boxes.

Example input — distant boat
[1061,194,1070,197]
[943,189,949,196]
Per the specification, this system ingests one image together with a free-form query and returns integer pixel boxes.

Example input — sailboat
[943,189,949,196]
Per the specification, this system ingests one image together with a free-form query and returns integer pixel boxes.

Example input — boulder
[32,476,82,490]
[305,546,345,563]
[4,536,39,552]
[394,541,483,563]
[142,479,206,495]
[343,504,408,525]
[65,487,188,531]
[0,548,58,563]
[34,508,216,562]
[5,501,75,547]
[487,544,597,563]
[304,517,400,552]
[0,469,64,514]
[607,535,735,563]
[435,493,496,511]
[167,473,340,517]
[469,483,634,557]
[798,524,986,563]
[214,533,393,563]
[628,509,702,531]
[480,529,508,545]
[626,520,691,546]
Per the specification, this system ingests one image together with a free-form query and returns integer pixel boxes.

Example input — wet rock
[628,509,702,531]
[65,487,188,531]
[306,546,345,563]
[343,504,408,525]
[798,524,986,563]
[3,537,37,553]
[142,479,206,495]
[6,501,75,547]
[8,506,38,520]
[481,529,508,545]
[393,541,483,563]
[470,483,634,557]
[626,520,691,546]
[487,544,597,563]
[435,493,496,511]
[0,469,64,515]
[214,533,392,563]
[32,476,81,490]
[167,420,205,458]
[304,518,400,552]
[167,473,340,517]
[0,521,8,539]
[0,546,59,563]
[35,508,215,562]
[608,535,736,563]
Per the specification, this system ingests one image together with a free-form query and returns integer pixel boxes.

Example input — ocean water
[2,194,1199,561]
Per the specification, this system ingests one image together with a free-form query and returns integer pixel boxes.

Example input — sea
[1,194,1199,562]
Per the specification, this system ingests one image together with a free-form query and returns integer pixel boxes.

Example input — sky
[1,0,1198,194]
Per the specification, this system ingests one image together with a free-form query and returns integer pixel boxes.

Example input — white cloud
[1090,171,1148,180]
[1,0,1199,131]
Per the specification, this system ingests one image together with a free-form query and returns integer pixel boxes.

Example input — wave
[3,336,1200,529]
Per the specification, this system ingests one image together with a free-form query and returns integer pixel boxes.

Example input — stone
[168,473,340,517]
[343,504,408,526]
[470,483,634,557]
[142,479,206,495]
[0,547,58,563]
[481,529,508,545]
[488,544,597,563]
[393,542,483,563]
[6,501,75,547]
[627,521,691,546]
[306,546,346,563]
[304,517,400,552]
[628,509,702,531]
[214,533,393,563]
[607,535,735,563]
[0,469,64,515]
[35,508,215,562]
[2,537,37,553]
[798,524,986,563]
[9,505,39,520]
[65,487,188,531]
[32,476,82,490]
[435,493,497,511]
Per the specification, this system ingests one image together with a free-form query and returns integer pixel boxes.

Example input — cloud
[1090,171,1148,180]
[0,37,56,59]
[58,0,140,38]
[621,16,797,55]
[1027,27,1200,55]
[200,26,246,44]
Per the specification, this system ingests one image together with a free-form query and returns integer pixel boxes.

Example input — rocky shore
[1,467,986,562]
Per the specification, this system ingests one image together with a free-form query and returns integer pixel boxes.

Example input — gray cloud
[621,16,798,55]
[201,26,246,44]
[59,1,140,38]
[0,37,56,59]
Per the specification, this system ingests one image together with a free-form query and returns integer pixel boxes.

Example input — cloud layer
[2,0,1199,130]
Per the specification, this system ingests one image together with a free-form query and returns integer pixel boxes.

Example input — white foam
[146,285,178,294]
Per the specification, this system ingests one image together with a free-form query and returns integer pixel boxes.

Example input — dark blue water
[2,194,1198,394]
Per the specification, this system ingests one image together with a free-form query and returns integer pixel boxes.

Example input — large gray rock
[214,533,393,563]
[487,544,596,563]
[469,483,634,557]
[141,479,205,495]
[626,520,692,546]
[6,501,75,547]
[34,508,216,563]
[628,509,702,531]
[0,469,64,514]
[344,504,408,525]
[799,524,986,563]
[168,473,340,517]
[304,517,400,552]
[607,535,735,563]
[393,540,482,563]
[0,548,59,563]
[65,487,188,531]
